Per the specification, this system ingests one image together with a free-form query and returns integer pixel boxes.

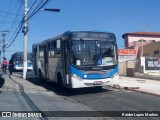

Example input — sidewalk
[117,75,160,96]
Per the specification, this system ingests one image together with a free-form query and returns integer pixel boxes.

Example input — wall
[138,42,160,58]
[127,36,160,47]
[119,61,135,76]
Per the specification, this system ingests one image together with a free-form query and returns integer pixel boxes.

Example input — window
[45,43,50,58]
[48,39,61,58]
[154,50,159,55]
[71,40,116,66]
[36,46,39,58]
[55,39,61,57]
[49,42,55,57]
[39,45,44,58]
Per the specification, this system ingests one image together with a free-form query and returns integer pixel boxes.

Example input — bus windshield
[71,40,117,67]
[13,52,32,63]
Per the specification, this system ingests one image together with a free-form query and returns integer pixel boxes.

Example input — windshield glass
[15,53,32,62]
[71,40,117,67]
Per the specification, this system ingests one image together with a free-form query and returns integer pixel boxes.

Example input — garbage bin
[127,68,134,77]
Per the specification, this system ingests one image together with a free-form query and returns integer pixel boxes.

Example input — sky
[0,0,160,60]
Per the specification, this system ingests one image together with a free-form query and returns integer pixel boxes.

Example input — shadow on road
[26,75,112,96]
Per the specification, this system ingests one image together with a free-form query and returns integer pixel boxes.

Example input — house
[122,32,160,59]
[121,32,160,75]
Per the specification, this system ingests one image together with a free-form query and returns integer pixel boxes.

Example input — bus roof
[33,30,116,46]
[12,52,32,55]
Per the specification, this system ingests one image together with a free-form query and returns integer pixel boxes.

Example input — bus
[32,31,118,88]
[11,52,33,71]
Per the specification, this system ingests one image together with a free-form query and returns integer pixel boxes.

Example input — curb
[109,85,160,97]
[123,86,140,90]
[108,84,140,90]
[128,89,160,97]
[120,75,160,81]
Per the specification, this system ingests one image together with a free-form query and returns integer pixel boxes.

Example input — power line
[0,10,21,16]
[0,0,13,28]
[27,0,50,20]
[6,0,41,46]
[5,0,51,48]
[9,3,22,31]
[0,1,23,49]
[5,21,23,48]
[5,2,23,44]
[5,0,41,48]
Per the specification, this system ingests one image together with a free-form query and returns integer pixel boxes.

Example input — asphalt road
[0,70,160,120]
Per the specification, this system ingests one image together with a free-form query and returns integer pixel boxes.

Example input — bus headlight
[71,74,82,81]
[111,73,119,79]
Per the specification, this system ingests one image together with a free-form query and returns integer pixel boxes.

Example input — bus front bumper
[70,74,119,88]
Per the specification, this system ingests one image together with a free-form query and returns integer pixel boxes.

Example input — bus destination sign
[72,32,115,40]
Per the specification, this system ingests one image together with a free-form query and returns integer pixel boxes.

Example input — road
[0,70,160,120]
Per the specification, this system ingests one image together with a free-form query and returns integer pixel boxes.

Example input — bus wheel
[57,73,63,87]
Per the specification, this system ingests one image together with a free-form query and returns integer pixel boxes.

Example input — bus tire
[57,73,63,87]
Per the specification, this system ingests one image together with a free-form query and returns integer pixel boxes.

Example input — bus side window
[37,45,39,58]
[46,43,50,58]
[55,39,61,58]
[50,42,55,57]
[48,43,51,58]
[39,45,44,58]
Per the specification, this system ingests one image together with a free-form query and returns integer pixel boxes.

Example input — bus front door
[44,45,49,79]
[62,41,70,86]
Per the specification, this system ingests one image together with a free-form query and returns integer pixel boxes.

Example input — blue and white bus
[32,31,118,88]
[11,52,33,71]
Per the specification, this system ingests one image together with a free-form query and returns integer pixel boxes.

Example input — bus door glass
[62,40,70,85]
[33,46,37,74]
[44,44,49,78]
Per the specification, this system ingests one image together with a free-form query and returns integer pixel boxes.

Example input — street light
[42,8,60,12]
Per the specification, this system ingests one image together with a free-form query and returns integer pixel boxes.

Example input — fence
[119,57,160,76]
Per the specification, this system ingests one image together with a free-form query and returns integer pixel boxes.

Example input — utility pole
[22,1,60,79]
[2,33,6,59]
[22,0,28,79]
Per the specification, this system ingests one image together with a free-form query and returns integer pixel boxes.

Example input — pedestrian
[2,58,8,73]
[9,59,13,75]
